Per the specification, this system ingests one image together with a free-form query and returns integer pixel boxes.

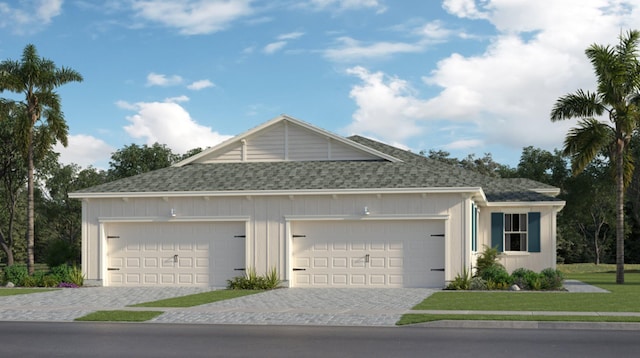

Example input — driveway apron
[0,287,437,326]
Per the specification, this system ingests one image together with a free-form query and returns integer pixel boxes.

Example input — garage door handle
[234,268,246,271]
[107,268,120,271]
[430,268,445,272]
[293,268,306,271]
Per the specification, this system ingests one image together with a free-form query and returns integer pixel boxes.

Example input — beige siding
[80,193,470,286]
[475,207,557,273]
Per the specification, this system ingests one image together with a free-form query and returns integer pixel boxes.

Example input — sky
[1,0,639,169]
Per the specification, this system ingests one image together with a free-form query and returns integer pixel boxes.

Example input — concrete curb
[408,320,640,331]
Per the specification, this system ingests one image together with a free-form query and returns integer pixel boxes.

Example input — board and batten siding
[80,193,469,286]
[474,207,558,273]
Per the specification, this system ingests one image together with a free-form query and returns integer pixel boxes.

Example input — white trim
[70,187,485,199]
[284,214,449,221]
[172,114,403,166]
[97,216,250,223]
[485,201,565,208]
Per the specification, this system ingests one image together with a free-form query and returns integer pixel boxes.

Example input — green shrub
[50,264,72,283]
[45,239,77,268]
[227,267,281,290]
[3,265,28,285]
[480,265,510,289]
[474,246,504,278]
[42,275,61,288]
[540,268,564,290]
[510,268,537,290]
[21,275,37,287]
[67,265,84,286]
[446,268,471,290]
[469,277,488,290]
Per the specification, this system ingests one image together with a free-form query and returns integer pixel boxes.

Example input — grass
[75,310,163,322]
[399,264,640,325]
[0,288,58,296]
[129,289,263,307]
[397,314,640,325]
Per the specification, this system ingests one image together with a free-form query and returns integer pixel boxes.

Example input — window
[491,212,540,253]
[504,213,527,251]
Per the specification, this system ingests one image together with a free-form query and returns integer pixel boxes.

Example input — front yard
[398,264,640,325]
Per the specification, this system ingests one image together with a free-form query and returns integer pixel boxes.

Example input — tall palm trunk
[616,138,625,284]
[26,114,35,275]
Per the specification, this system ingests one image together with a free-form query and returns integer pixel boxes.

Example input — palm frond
[563,118,614,174]
[550,89,605,121]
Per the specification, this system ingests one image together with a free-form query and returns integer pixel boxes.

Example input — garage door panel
[292,220,445,288]
[107,222,244,287]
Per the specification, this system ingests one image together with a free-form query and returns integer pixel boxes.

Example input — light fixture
[170,208,177,217]
[363,206,370,216]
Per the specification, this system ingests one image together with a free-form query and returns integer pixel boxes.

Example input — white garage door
[106,222,245,287]
[292,220,445,288]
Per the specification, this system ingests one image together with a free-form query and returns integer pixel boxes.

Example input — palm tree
[0,44,82,274]
[551,30,640,284]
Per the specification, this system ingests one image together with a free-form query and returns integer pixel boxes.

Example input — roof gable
[174,115,400,166]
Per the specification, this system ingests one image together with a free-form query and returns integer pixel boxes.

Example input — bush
[42,275,61,288]
[3,265,28,286]
[540,268,564,290]
[50,264,72,283]
[21,275,37,287]
[45,239,77,268]
[510,268,537,290]
[446,268,471,290]
[67,265,84,286]
[469,277,488,290]
[227,267,281,290]
[475,246,503,278]
[480,265,510,289]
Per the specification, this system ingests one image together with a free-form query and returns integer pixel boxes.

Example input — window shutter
[528,212,541,252]
[491,212,504,252]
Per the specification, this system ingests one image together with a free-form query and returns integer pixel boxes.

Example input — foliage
[474,246,503,278]
[108,142,177,180]
[45,239,76,267]
[0,44,83,275]
[66,265,84,286]
[510,268,539,290]
[2,264,28,285]
[551,30,640,284]
[446,268,471,290]
[227,267,281,290]
[469,277,488,290]
[480,265,511,289]
[540,268,564,290]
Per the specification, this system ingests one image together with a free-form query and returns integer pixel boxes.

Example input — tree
[515,147,569,189]
[551,30,640,284]
[0,101,27,266]
[108,142,177,180]
[0,44,83,274]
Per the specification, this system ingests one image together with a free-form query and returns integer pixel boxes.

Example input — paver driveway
[0,287,437,326]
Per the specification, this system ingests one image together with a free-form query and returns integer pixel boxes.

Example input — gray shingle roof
[73,135,562,203]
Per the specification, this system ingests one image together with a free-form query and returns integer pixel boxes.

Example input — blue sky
[1,0,638,169]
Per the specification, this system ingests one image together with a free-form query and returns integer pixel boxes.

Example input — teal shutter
[471,204,477,252]
[528,212,541,252]
[491,212,504,252]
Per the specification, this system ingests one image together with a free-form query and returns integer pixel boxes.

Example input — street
[0,322,638,357]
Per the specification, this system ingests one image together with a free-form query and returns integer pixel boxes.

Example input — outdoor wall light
[170,208,177,217]
[363,206,370,216]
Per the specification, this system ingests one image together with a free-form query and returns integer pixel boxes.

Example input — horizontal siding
[246,123,285,161]
[330,141,380,160]
[288,124,329,160]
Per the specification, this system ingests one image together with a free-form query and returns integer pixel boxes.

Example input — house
[69,115,565,288]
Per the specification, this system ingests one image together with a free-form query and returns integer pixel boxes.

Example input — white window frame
[504,213,527,252]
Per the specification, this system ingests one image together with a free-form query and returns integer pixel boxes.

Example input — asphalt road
[0,322,638,358]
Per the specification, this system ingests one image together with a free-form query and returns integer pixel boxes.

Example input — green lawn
[400,265,640,325]
[75,310,164,322]
[397,314,640,325]
[0,288,58,296]
[129,289,263,307]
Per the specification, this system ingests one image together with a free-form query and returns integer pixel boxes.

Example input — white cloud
[121,99,232,154]
[165,95,190,103]
[263,41,287,54]
[131,0,253,35]
[345,66,427,142]
[324,37,424,62]
[187,79,215,90]
[146,72,183,87]
[54,134,115,169]
[278,31,304,40]
[308,0,387,13]
[345,0,640,159]
[0,0,63,34]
